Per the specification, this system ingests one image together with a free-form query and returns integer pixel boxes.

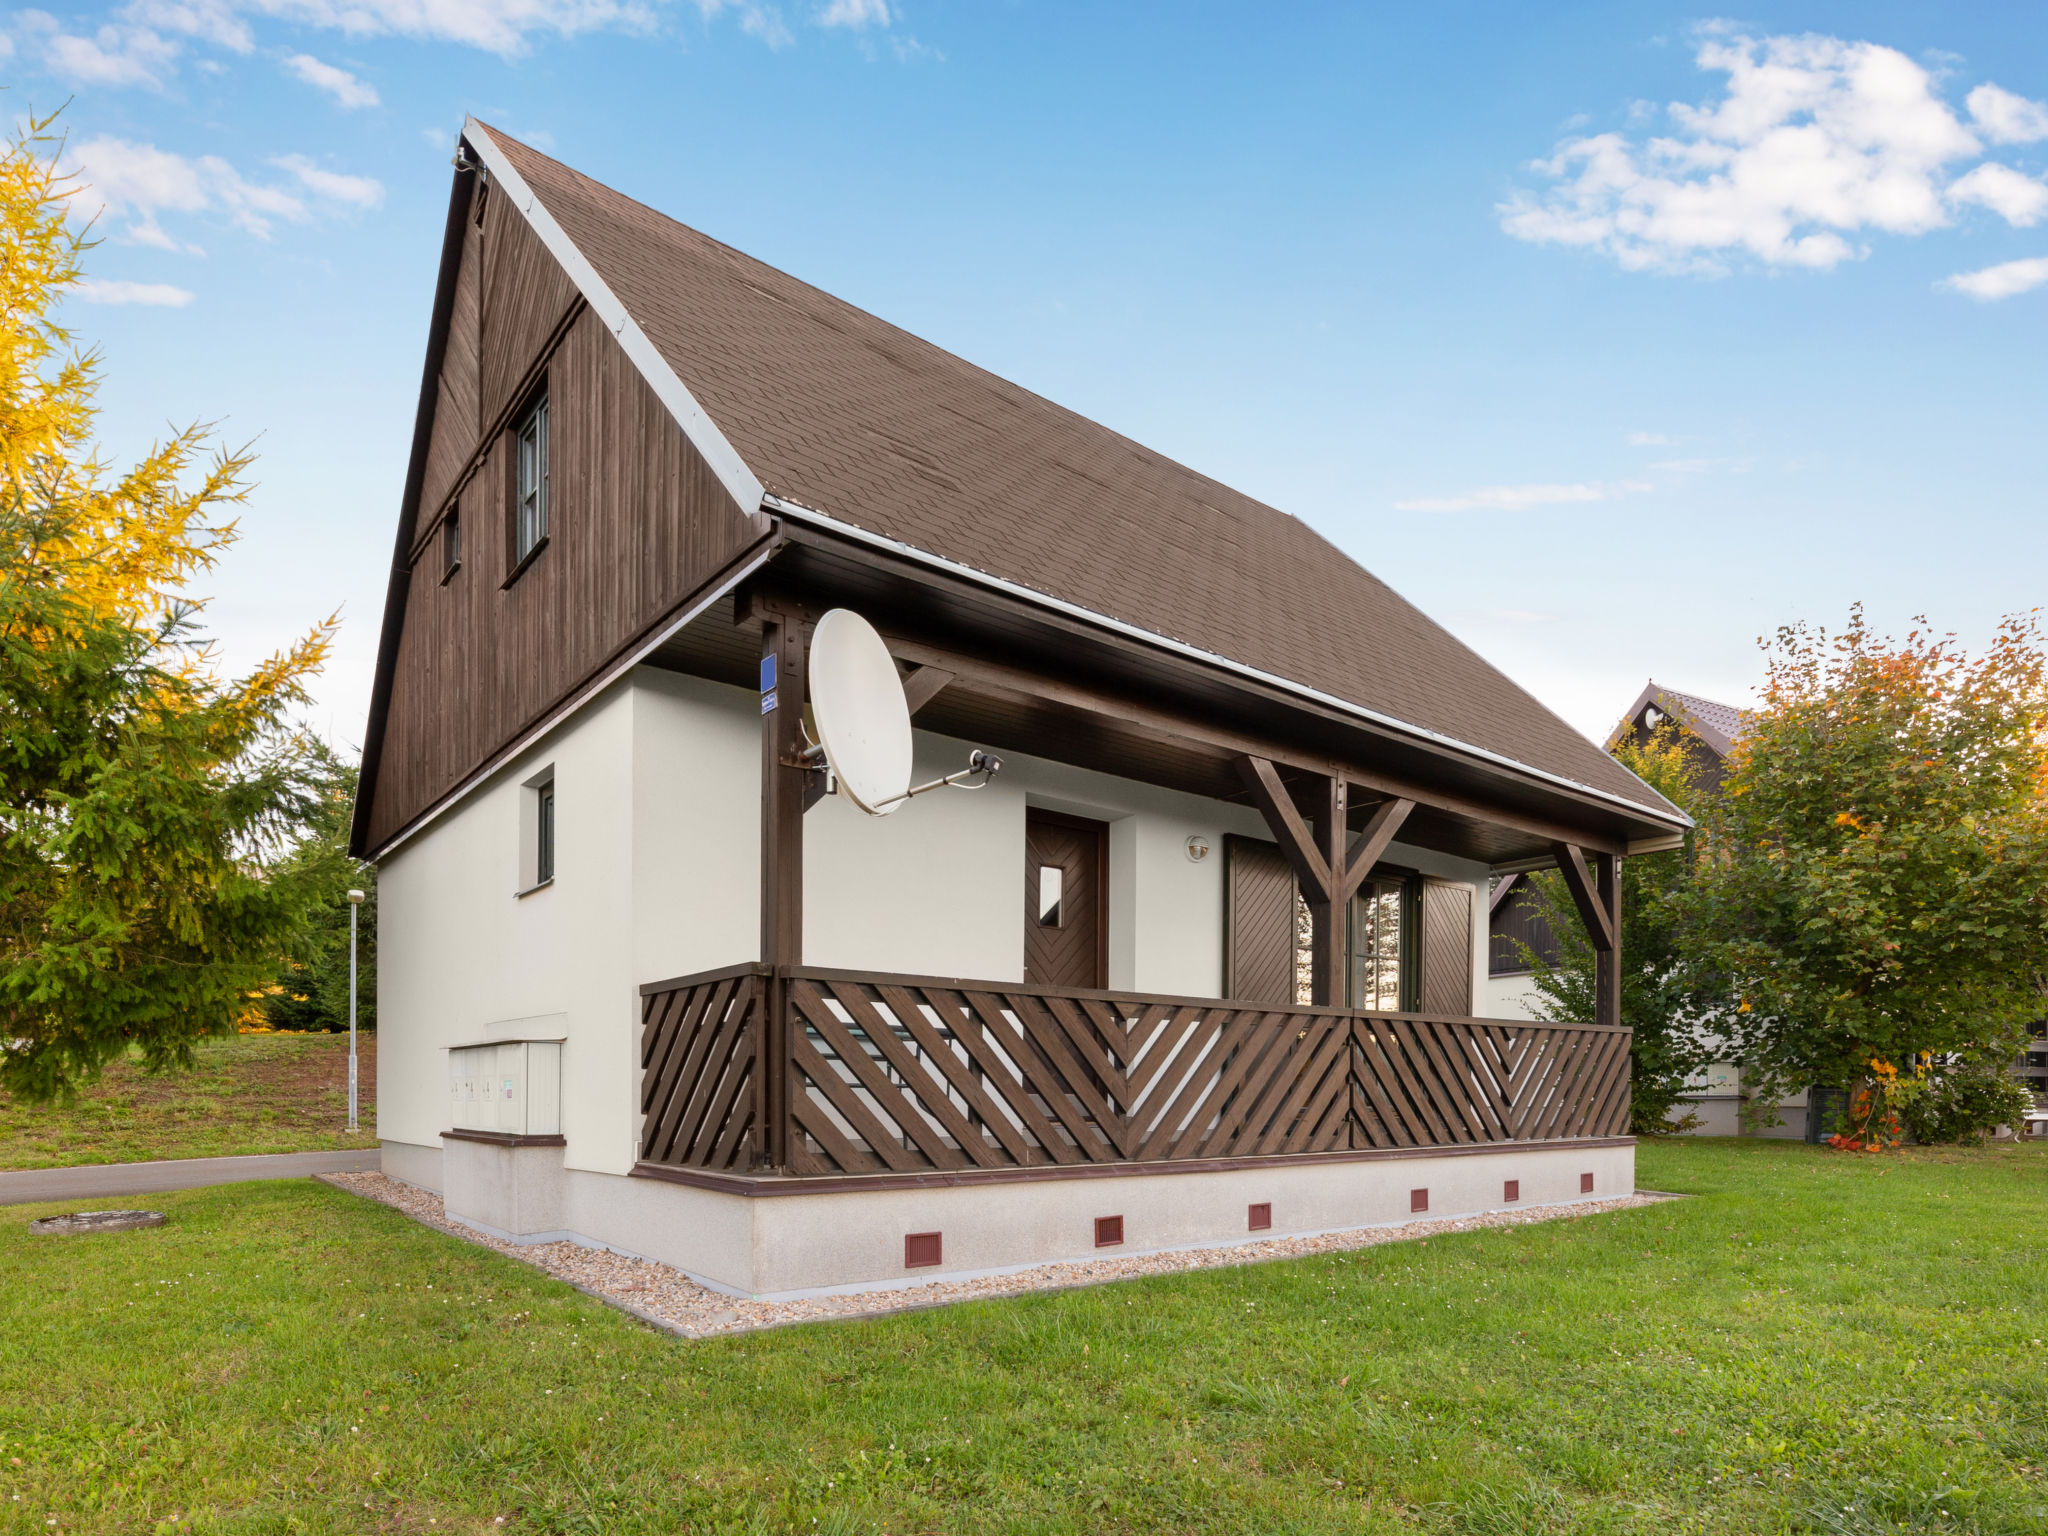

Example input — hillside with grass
[0,1033,375,1169]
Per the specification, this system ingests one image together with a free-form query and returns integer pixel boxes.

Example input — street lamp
[347,888,366,1134]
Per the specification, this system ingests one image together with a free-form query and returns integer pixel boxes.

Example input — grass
[0,1032,375,1169]
[2,1138,2044,1535]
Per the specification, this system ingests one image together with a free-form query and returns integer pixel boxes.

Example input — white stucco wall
[377,682,640,1175]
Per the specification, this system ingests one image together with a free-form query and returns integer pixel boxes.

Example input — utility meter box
[448,1040,562,1137]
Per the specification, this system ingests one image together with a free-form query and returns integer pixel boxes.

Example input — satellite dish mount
[803,608,1000,815]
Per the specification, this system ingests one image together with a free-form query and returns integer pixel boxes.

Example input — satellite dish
[808,609,914,816]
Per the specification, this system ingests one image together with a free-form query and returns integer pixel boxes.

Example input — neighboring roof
[1615,681,1753,760]
[460,122,1679,824]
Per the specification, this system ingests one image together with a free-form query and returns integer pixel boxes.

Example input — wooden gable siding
[364,201,762,854]
[416,207,482,531]
[478,184,583,432]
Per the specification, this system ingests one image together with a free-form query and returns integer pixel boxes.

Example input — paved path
[0,1148,380,1206]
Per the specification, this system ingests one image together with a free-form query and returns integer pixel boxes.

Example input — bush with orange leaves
[1682,604,2048,1132]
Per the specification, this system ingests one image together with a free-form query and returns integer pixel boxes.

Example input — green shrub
[1900,1067,2034,1145]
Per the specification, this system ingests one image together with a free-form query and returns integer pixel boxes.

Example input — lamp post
[347,888,366,1134]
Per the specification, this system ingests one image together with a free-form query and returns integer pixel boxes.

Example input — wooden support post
[1237,756,1356,1006]
[757,612,808,1170]
[1308,775,1347,1007]
[1553,841,1623,1031]
[1595,850,1622,1033]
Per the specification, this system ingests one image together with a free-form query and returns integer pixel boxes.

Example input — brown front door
[1024,809,1107,989]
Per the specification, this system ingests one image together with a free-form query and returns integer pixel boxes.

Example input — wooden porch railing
[638,964,1632,1179]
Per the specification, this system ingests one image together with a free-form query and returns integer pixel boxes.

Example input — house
[349,121,1690,1299]
[1483,682,1761,1132]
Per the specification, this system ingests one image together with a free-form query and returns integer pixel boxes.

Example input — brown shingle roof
[1616,681,1752,760]
[485,126,1674,818]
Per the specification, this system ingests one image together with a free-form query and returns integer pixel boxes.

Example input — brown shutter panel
[1417,880,1474,1015]
[1225,835,1296,1004]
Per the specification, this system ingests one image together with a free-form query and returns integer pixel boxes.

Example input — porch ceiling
[641,532,1684,870]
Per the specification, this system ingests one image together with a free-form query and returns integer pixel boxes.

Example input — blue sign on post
[760,652,777,713]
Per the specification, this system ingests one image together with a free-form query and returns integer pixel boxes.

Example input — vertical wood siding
[1417,880,1474,1015]
[365,195,761,853]
[1224,834,1296,1005]
[416,208,482,534]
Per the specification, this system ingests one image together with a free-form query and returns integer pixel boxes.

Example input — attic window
[441,509,461,583]
[509,392,549,574]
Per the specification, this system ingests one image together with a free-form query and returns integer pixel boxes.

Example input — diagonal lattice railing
[638,965,1631,1177]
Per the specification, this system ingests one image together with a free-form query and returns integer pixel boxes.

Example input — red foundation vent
[1410,1188,1429,1214]
[1095,1215,1124,1248]
[1581,1172,1596,1194]
[1247,1202,1272,1232]
[1503,1179,1520,1202]
[904,1231,942,1269]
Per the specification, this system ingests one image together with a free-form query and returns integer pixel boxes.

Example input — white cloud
[252,0,659,55]
[271,153,384,207]
[1967,83,2048,145]
[283,50,378,107]
[1941,255,2048,300]
[20,8,182,86]
[1392,480,1653,514]
[1626,431,1672,445]
[818,0,887,25]
[23,0,918,74]
[73,277,195,305]
[66,134,382,244]
[1947,162,2048,227]
[1501,30,2043,275]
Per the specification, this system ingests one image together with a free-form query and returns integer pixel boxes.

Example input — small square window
[904,1232,942,1268]
[1247,1202,1272,1232]
[441,510,462,583]
[1410,1188,1429,1214]
[1503,1179,1520,1203]
[512,393,549,568]
[1580,1172,1595,1195]
[1094,1215,1123,1248]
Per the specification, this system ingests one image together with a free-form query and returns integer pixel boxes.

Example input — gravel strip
[320,1170,1670,1340]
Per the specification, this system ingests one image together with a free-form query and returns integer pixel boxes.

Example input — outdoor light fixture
[1185,835,1211,863]
[347,888,366,1134]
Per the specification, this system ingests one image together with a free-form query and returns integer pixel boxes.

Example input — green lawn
[2,1138,2043,1535]
[0,1032,375,1169]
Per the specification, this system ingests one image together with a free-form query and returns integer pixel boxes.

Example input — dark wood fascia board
[350,159,477,859]
[631,1135,1638,1197]
[442,1129,568,1148]
[359,526,783,862]
[764,519,1680,849]
[881,619,1633,859]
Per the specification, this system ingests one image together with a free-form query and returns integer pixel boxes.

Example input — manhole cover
[29,1210,167,1236]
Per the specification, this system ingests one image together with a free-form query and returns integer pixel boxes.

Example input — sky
[13,1,2048,750]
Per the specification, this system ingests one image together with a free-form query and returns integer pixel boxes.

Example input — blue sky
[17,1,2048,748]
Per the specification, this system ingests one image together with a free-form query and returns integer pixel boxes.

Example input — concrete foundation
[386,1138,1636,1300]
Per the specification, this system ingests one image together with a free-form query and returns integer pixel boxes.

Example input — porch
[634,964,1632,1187]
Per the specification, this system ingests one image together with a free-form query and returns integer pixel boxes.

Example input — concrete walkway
[0,1148,380,1206]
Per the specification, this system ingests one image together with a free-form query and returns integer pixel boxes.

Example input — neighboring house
[350,121,1689,1299]
[1484,682,1767,1134]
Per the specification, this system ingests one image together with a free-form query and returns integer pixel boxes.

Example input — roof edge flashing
[460,118,767,525]
[761,493,1691,834]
